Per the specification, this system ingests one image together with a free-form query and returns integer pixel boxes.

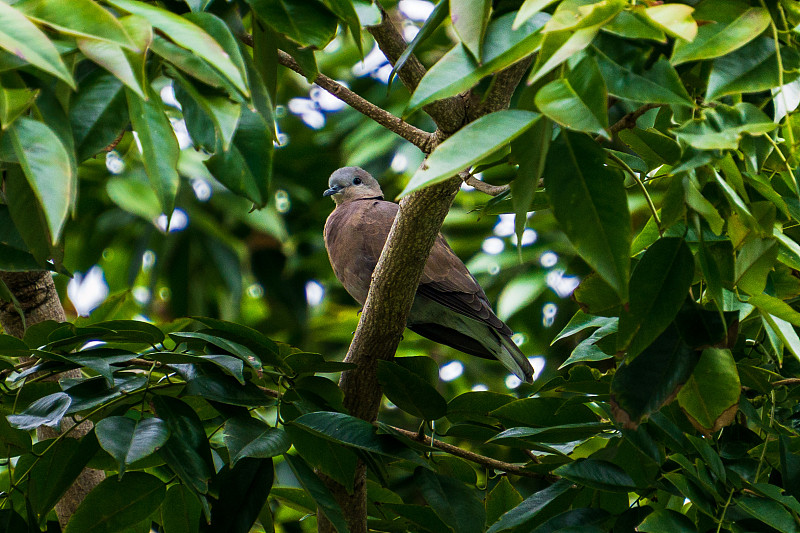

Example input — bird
[323,166,534,383]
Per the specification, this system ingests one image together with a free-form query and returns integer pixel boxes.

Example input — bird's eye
[353,177,362,185]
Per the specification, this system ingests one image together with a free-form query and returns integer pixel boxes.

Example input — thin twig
[773,378,800,386]
[239,33,435,153]
[597,103,665,142]
[606,151,662,234]
[462,172,510,196]
[387,425,555,480]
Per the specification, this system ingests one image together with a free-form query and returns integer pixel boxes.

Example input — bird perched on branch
[323,166,534,383]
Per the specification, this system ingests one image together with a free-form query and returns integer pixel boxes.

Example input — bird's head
[323,167,383,205]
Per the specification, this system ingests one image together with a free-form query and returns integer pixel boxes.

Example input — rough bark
[314,6,529,531]
[0,271,105,529]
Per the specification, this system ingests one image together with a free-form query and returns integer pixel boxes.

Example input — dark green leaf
[672,103,775,151]
[596,53,692,107]
[64,472,166,533]
[618,238,694,359]
[8,392,71,430]
[223,416,290,466]
[544,131,631,300]
[69,69,128,162]
[610,325,699,428]
[707,38,800,100]
[153,395,214,494]
[292,411,428,467]
[485,477,523,527]
[487,480,573,533]
[737,496,798,533]
[451,0,489,59]
[636,509,698,532]
[95,416,170,475]
[246,0,337,49]
[553,459,637,492]
[283,454,348,532]
[399,110,540,198]
[207,458,274,533]
[415,468,485,533]
[162,484,202,533]
[377,360,447,420]
[389,0,449,86]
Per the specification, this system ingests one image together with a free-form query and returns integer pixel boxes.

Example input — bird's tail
[495,334,534,383]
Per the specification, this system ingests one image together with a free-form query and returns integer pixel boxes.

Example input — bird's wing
[419,235,511,334]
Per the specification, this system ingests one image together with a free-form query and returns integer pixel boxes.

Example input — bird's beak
[323,185,342,197]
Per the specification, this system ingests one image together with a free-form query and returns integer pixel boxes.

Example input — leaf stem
[715,488,735,533]
[607,151,662,234]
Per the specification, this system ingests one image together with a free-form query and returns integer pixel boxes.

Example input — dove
[323,167,534,383]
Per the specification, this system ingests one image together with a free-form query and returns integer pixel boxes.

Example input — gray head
[323,167,383,205]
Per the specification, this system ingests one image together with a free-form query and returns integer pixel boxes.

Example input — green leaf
[286,425,358,491]
[513,0,558,30]
[152,395,214,494]
[762,312,800,363]
[415,468,485,533]
[618,238,694,359]
[572,273,623,316]
[161,484,201,533]
[377,360,447,421]
[536,55,608,137]
[172,70,240,151]
[529,25,600,84]
[487,480,573,533]
[559,318,617,368]
[15,0,137,49]
[618,127,681,167]
[485,478,523,527]
[596,53,693,107]
[69,69,128,162]
[451,0,489,59]
[643,3,697,41]
[706,38,799,101]
[246,0,337,49]
[204,107,272,207]
[602,9,665,41]
[208,457,274,533]
[489,422,612,444]
[735,237,779,295]
[671,2,770,65]
[0,1,74,87]
[544,0,626,33]
[610,325,699,428]
[544,130,631,300]
[553,459,637,492]
[292,411,428,467]
[0,414,31,457]
[125,87,181,216]
[672,103,776,151]
[398,110,540,198]
[407,14,547,113]
[283,454,349,532]
[224,416,291,466]
[637,509,698,532]
[64,473,165,533]
[77,37,147,100]
[8,391,71,430]
[323,0,362,55]
[8,118,74,244]
[511,117,551,246]
[749,294,800,326]
[0,77,38,129]
[95,416,170,476]
[737,496,799,533]
[107,0,248,95]
[26,434,98,524]
[677,348,740,434]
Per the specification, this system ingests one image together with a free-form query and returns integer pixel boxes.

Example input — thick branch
[388,426,554,480]
[366,5,465,134]
[468,56,534,121]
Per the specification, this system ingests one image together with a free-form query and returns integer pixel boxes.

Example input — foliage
[2,0,800,532]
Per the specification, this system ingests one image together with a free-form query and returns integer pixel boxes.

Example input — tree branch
[366,4,465,135]
[239,33,436,153]
[387,425,555,480]
[462,173,510,196]
[0,271,104,528]
[599,103,665,141]
[468,56,534,121]
[276,50,436,152]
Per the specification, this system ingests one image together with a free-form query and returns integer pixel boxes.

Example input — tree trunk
[0,270,105,529]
